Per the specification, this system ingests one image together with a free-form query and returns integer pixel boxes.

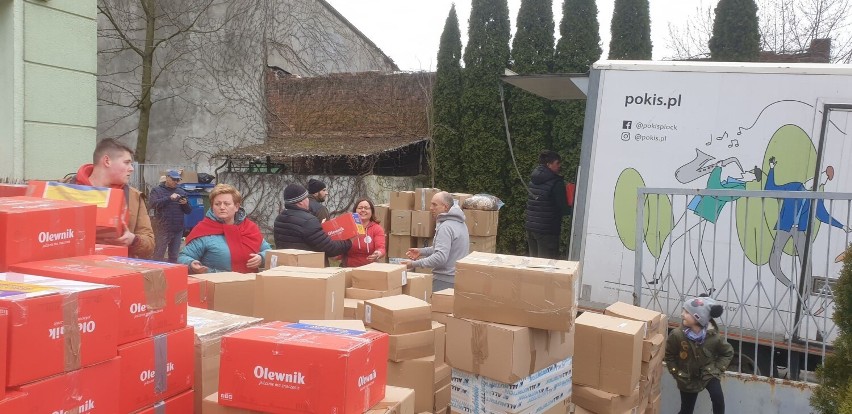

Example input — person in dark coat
[524,150,572,259]
[149,169,191,262]
[307,178,330,222]
[274,183,351,261]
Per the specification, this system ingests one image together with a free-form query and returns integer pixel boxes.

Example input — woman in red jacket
[343,198,386,267]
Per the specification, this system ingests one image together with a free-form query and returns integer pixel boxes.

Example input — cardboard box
[352,262,408,290]
[135,390,195,414]
[0,308,6,399]
[390,191,416,210]
[403,272,433,302]
[573,384,641,414]
[468,236,497,253]
[0,197,96,271]
[387,356,444,413]
[411,210,436,237]
[187,307,263,414]
[542,398,571,414]
[0,184,27,197]
[646,394,661,414]
[118,326,195,413]
[658,314,669,336]
[389,328,435,362]
[433,321,446,364]
[435,382,451,412]
[391,210,413,236]
[445,315,574,384]
[574,312,644,396]
[431,288,454,313]
[218,321,389,413]
[94,243,129,256]
[454,252,578,331]
[347,286,403,300]
[255,266,345,321]
[641,346,665,378]
[604,302,662,339]
[361,295,432,334]
[375,203,392,233]
[642,334,665,362]
[389,235,416,260]
[27,181,127,237]
[10,255,188,344]
[0,273,120,386]
[191,272,255,317]
[451,193,473,207]
[345,298,361,319]
[13,357,120,413]
[450,359,573,414]
[414,188,441,211]
[265,249,325,269]
[323,213,365,241]
[366,385,416,414]
[202,393,263,413]
[433,311,450,325]
[187,277,209,309]
[463,210,499,237]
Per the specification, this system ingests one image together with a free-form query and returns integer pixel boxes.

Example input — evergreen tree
[709,0,760,61]
[813,249,852,414]
[460,0,511,198]
[501,0,556,254]
[608,0,652,60]
[432,5,464,191]
[550,0,601,255]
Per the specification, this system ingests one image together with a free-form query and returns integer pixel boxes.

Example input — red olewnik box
[119,326,195,413]
[0,196,96,271]
[13,357,121,413]
[10,255,188,344]
[94,243,129,257]
[27,180,127,237]
[218,321,389,413]
[322,213,366,241]
[0,184,27,198]
[0,308,7,399]
[134,390,195,414]
[0,272,119,387]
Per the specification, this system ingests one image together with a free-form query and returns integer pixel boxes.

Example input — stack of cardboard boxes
[11,255,193,413]
[449,252,578,414]
[572,302,666,414]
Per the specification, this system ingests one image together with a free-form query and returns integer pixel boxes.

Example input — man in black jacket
[274,183,351,261]
[525,150,572,259]
[149,169,191,262]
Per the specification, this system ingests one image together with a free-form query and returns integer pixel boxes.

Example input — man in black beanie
[307,178,330,223]
[274,183,351,261]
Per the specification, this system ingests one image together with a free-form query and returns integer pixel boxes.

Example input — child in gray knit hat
[664,294,734,414]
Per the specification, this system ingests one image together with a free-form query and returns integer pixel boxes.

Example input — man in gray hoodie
[403,191,470,291]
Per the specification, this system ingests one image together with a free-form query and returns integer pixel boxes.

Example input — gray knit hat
[283,183,309,205]
[683,295,723,327]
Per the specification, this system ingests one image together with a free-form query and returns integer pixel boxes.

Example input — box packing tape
[62,292,82,372]
[154,333,169,394]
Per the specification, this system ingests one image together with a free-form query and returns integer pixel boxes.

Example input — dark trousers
[679,377,725,414]
[153,229,183,263]
[527,231,560,259]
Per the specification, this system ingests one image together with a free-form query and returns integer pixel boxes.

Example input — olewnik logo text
[255,366,306,387]
[52,399,95,414]
[38,229,74,246]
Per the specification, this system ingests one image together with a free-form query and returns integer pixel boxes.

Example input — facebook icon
[622,120,632,129]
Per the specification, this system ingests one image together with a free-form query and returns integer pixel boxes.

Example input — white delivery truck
[505,60,852,380]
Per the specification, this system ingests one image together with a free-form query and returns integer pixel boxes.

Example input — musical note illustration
[728,139,739,148]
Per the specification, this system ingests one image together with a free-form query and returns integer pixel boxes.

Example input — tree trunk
[137,0,157,163]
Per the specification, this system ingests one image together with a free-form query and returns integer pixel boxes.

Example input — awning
[500,73,589,101]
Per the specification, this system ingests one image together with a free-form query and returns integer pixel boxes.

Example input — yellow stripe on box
[44,185,110,208]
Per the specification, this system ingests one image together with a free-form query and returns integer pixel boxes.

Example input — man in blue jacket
[149,170,192,262]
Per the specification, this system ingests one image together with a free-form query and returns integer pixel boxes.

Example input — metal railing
[634,188,852,380]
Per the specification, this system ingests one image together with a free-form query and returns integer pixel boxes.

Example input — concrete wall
[97,0,397,170]
[0,0,97,181]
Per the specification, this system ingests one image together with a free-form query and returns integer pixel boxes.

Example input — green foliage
[608,0,652,60]
[548,0,601,255]
[813,248,852,414]
[500,0,556,254]
[709,0,760,61]
[460,0,511,198]
[433,5,465,192]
